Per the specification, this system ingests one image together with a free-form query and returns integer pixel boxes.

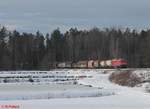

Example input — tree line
[0,26,150,70]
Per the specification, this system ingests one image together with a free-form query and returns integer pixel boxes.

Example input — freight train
[56,58,128,69]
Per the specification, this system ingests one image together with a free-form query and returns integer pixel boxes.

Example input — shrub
[109,70,141,87]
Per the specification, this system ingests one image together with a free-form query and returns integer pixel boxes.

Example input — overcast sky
[0,0,150,33]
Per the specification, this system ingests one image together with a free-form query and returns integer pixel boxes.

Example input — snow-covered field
[0,69,150,109]
[0,83,114,100]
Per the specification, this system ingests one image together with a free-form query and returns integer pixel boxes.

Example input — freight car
[73,61,88,68]
[55,58,128,69]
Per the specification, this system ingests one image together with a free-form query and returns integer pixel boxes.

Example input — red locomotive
[111,59,128,68]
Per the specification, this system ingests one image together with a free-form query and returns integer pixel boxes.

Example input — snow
[0,84,114,100]
[0,69,150,109]
[1,92,150,109]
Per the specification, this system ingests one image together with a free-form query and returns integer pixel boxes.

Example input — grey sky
[0,0,150,33]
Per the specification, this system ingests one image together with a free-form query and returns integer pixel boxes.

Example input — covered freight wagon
[57,62,66,68]
[65,62,72,68]
[73,61,88,68]
[100,61,106,67]
[105,60,112,67]
[88,60,94,68]
[93,60,99,68]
